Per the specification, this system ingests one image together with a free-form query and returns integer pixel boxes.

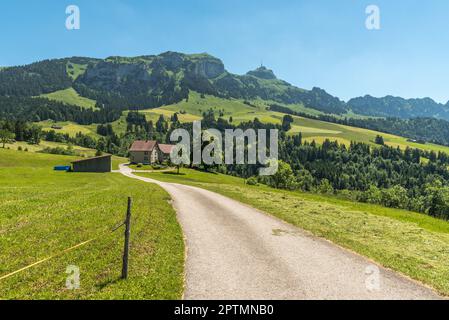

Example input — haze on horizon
[1,0,448,103]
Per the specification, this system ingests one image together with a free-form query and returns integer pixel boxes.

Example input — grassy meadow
[0,149,184,299]
[40,87,97,110]
[3,139,97,157]
[57,90,449,155]
[139,168,449,296]
[37,120,99,138]
[66,63,88,80]
[147,92,449,154]
[3,140,127,170]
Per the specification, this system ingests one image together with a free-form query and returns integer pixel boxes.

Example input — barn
[71,155,112,173]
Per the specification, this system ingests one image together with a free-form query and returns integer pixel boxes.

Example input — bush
[39,147,75,156]
[17,146,22,151]
[266,160,298,190]
[338,189,359,201]
[318,179,334,194]
[381,185,408,209]
[246,177,259,186]
[137,163,143,168]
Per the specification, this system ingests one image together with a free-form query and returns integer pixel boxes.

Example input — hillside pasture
[66,63,88,80]
[4,140,96,157]
[38,120,99,138]
[158,92,449,154]
[42,90,449,156]
[40,87,97,110]
[140,108,202,123]
[0,149,184,299]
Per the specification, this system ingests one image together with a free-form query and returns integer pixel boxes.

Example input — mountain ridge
[0,51,448,120]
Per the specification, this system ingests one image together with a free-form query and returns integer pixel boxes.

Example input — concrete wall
[72,156,111,173]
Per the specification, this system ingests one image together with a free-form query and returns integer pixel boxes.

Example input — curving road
[119,165,440,300]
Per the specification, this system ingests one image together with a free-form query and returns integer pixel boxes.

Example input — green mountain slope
[40,87,97,110]
[0,52,347,114]
[151,92,449,154]
[3,51,449,121]
[348,95,449,121]
[2,51,449,120]
[3,51,449,149]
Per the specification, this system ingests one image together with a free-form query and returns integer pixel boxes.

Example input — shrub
[39,147,75,156]
[246,177,259,186]
[318,179,334,195]
[266,160,298,190]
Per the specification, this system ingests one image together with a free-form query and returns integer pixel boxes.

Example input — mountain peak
[246,66,277,80]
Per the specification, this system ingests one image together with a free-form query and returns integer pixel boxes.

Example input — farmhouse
[71,154,112,173]
[158,144,175,162]
[129,140,175,164]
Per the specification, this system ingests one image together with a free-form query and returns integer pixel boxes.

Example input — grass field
[161,92,257,117]
[111,114,128,136]
[152,92,449,154]
[35,87,449,154]
[38,120,99,138]
[139,168,449,296]
[288,116,449,153]
[140,108,202,123]
[128,164,174,171]
[4,140,97,157]
[66,63,88,80]
[40,87,97,110]
[37,89,449,155]
[3,141,127,170]
[0,149,184,299]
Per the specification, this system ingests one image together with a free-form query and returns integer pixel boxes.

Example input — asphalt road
[120,165,440,300]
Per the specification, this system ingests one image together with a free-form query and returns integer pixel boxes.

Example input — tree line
[181,112,449,220]
[269,104,449,147]
[4,109,449,220]
[0,96,122,124]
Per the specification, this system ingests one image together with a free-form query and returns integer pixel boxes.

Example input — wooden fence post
[122,197,132,279]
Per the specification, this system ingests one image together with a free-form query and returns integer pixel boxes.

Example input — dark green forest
[0,96,121,124]
[269,104,449,147]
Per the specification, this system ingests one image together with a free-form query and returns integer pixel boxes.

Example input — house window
[144,152,149,155]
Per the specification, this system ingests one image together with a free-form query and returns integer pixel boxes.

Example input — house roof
[158,144,175,155]
[71,155,111,164]
[130,140,157,152]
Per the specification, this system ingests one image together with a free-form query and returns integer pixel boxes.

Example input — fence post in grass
[122,197,132,280]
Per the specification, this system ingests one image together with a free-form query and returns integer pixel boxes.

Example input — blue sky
[1,0,449,102]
